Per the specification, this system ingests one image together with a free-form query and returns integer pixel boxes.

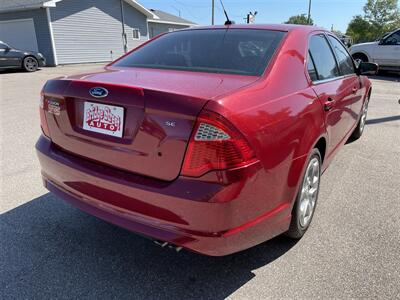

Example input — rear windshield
[113,29,286,76]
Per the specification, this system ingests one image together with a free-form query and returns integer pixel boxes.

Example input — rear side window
[114,29,286,76]
[309,35,340,80]
[307,51,319,81]
[327,35,355,75]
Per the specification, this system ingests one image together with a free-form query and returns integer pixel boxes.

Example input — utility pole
[307,0,312,25]
[120,0,127,53]
[212,0,215,25]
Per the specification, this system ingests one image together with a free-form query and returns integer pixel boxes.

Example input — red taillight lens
[39,92,50,138]
[181,110,257,177]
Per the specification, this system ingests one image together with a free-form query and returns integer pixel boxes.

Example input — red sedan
[36,25,377,256]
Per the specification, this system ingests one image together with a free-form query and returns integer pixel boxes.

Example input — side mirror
[356,62,379,76]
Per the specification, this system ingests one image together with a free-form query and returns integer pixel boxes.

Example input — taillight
[39,91,50,138]
[181,110,257,177]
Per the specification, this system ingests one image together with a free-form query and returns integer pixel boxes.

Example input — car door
[0,42,9,67]
[307,34,355,155]
[0,42,21,68]
[373,30,400,66]
[326,34,365,127]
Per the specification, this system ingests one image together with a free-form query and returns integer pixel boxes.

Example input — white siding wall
[148,22,191,39]
[50,0,148,64]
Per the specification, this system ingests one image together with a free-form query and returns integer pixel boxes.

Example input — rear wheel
[286,149,321,239]
[23,56,38,72]
[351,97,369,140]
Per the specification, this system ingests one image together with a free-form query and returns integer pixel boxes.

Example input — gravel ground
[1,65,399,299]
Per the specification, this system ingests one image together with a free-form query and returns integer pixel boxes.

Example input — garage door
[0,19,39,52]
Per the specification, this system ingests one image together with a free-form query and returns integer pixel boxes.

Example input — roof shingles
[149,9,196,25]
[0,0,47,11]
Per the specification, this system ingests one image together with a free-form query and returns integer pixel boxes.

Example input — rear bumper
[36,135,291,256]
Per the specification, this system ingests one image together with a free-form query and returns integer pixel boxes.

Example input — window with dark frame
[0,42,10,49]
[308,34,340,81]
[114,29,286,76]
[327,35,355,76]
[385,30,400,45]
[307,51,319,82]
[132,28,140,40]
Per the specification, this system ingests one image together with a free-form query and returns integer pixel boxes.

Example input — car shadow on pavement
[0,68,43,74]
[369,73,399,82]
[366,115,400,125]
[0,193,297,299]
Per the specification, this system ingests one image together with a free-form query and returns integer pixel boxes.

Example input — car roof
[185,24,326,33]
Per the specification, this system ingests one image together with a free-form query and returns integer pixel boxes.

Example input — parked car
[0,41,46,72]
[350,29,400,72]
[36,25,377,256]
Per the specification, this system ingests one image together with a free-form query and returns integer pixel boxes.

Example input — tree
[346,0,400,43]
[346,15,375,43]
[363,0,400,36]
[285,14,314,25]
[332,30,345,38]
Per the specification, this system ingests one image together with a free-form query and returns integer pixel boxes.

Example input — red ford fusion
[36,25,377,256]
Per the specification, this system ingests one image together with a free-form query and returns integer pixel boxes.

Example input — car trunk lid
[42,67,258,181]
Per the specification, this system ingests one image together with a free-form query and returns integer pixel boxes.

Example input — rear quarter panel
[206,28,327,212]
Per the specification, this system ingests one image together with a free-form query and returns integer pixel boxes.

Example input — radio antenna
[219,0,233,25]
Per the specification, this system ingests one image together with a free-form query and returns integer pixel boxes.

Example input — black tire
[22,56,39,72]
[351,97,369,140]
[286,149,321,239]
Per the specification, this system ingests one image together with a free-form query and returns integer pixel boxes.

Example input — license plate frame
[83,101,124,138]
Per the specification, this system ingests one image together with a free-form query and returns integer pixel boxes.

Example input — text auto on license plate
[83,102,124,138]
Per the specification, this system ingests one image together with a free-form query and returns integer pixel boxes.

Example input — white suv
[350,29,400,72]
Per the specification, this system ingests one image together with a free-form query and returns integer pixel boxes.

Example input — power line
[173,0,212,8]
[172,0,203,22]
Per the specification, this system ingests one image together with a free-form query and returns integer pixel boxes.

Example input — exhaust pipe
[153,240,183,252]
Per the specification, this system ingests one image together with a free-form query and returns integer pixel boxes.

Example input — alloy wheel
[24,57,38,71]
[359,100,369,133]
[298,157,320,228]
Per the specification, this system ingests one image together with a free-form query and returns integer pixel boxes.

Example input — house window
[132,28,140,40]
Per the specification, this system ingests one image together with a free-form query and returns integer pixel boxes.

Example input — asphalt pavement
[1,65,399,299]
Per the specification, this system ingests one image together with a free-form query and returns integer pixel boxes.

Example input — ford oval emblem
[89,87,109,98]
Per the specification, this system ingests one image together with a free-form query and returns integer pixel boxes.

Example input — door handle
[324,98,335,111]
